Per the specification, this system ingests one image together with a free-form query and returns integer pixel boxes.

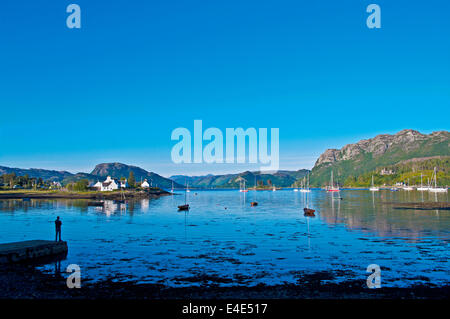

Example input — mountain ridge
[310,129,450,186]
[170,169,310,188]
[0,163,182,189]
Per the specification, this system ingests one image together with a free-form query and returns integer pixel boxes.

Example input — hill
[0,166,73,182]
[90,163,183,189]
[0,163,183,189]
[310,130,450,187]
[170,170,309,188]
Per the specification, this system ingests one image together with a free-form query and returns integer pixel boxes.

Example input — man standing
[55,216,62,241]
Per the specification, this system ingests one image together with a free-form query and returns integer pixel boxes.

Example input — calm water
[0,190,449,287]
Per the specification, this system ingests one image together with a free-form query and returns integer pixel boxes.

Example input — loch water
[0,189,448,287]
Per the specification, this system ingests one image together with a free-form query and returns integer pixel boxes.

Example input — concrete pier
[0,240,68,264]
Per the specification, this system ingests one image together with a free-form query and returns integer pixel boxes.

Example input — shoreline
[1,264,448,299]
[0,190,171,200]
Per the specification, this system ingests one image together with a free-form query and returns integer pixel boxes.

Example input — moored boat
[327,171,340,192]
[369,175,379,191]
[429,167,448,193]
[303,208,315,217]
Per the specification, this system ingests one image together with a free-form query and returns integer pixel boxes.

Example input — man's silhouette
[55,216,62,241]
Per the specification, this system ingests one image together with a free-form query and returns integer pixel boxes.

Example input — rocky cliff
[311,130,450,186]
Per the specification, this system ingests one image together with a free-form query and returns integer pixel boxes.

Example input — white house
[120,179,128,188]
[101,176,119,191]
[93,181,102,189]
[141,179,150,188]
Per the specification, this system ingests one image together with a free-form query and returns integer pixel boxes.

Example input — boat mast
[434,167,437,188]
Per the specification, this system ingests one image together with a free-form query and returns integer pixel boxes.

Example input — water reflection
[316,190,449,240]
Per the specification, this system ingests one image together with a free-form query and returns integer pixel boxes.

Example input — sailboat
[186,182,190,193]
[327,171,340,192]
[293,182,299,192]
[239,179,249,192]
[429,167,448,193]
[178,180,190,211]
[114,188,127,204]
[369,175,379,191]
[417,173,429,191]
[303,182,315,217]
[171,181,174,193]
[402,179,414,191]
[272,184,277,191]
[300,174,311,193]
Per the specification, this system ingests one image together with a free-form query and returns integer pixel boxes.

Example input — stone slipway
[0,240,68,264]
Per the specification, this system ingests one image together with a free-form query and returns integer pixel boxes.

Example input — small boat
[171,181,174,193]
[114,189,127,204]
[303,208,315,217]
[239,179,249,192]
[22,197,31,202]
[178,204,190,211]
[300,174,311,193]
[417,174,429,191]
[429,167,448,193]
[390,188,399,192]
[402,178,414,191]
[250,202,258,207]
[327,171,340,192]
[178,179,190,211]
[369,175,379,191]
[186,183,190,193]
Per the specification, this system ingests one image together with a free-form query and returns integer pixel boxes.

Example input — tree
[73,179,89,192]
[128,172,135,188]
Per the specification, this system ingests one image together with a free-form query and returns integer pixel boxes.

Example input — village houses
[93,176,128,191]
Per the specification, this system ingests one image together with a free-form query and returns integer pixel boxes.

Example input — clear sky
[0,0,449,176]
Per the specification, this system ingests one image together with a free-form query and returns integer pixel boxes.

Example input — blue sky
[0,0,449,176]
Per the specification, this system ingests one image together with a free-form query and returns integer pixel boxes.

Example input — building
[380,168,395,175]
[120,179,128,188]
[141,179,150,188]
[100,176,120,191]
[93,181,102,189]
[50,181,62,189]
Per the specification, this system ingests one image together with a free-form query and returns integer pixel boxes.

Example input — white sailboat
[417,173,429,191]
[369,175,379,191]
[293,181,299,192]
[327,171,340,192]
[186,182,190,193]
[300,173,311,193]
[402,178,414,191]
[239,179,249,192]
[429,167,447,193]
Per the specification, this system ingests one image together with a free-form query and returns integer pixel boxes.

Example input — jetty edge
[0,240,68,264]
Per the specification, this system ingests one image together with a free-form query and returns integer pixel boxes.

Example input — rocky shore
[1,265,448,299]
